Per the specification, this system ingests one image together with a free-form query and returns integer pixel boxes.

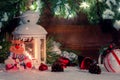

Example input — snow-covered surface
[0,64,120,80]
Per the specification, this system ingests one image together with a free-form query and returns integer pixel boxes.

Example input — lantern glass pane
[25,39,34,58]
[40,39,44,61]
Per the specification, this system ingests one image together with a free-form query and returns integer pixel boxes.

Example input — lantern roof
[12,10,47,37]
[21,10,39,24]
[13,23,47,35]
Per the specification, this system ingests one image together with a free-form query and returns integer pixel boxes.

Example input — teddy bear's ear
[18,40,24,44]
[20,40,24,44]
[11,40,18,44]
[11,40,24,44]
[11,40,14,44]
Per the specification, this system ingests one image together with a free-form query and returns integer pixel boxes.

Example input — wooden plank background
[44,25,113,60]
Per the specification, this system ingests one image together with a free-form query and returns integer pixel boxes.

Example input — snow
[0,64,120,80]
[113,20,120,31]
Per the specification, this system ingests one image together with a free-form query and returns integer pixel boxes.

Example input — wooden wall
[44,25,113,60]
[40,11,115,60]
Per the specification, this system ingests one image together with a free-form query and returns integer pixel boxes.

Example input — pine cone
[51,61,64,72]
[89,64,101,74]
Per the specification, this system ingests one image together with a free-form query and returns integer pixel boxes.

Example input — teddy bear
[4,40,32,70]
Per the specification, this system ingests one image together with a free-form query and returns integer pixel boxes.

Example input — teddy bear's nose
[15,45,20,49]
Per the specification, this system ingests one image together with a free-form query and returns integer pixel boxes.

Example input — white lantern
[12,11,47,65]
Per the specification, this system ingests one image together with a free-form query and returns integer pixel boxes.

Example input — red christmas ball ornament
[58,57,70,68]
[39,63,48,71]
[80,57,93,70]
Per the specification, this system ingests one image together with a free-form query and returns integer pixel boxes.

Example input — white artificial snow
[1,12,8,22]
[0,64,120,80]
[68,52,78,61]
[102,9,114,19]
[61,51,78,61]
[51,41,62,55]
[61,51,70,59]
[106,0,117,8]
[113,20,120,31]
[35,0,43,13]
[98,0,103,2]
[0,46,2,49]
